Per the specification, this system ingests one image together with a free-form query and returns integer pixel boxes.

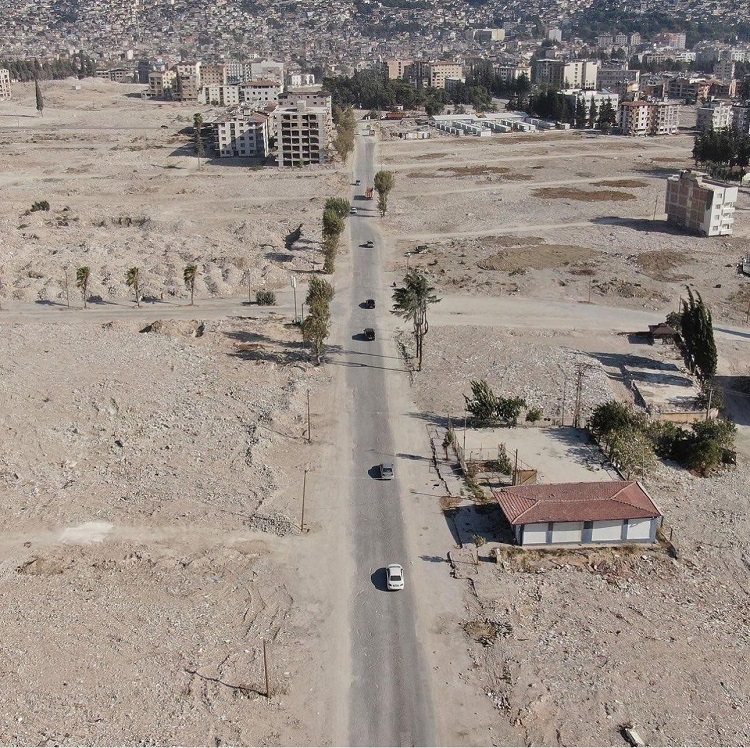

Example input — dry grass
[534,187,637,202]
[635,250,684,275]
[484,235,544,248]
[478,245,598,272]
[592,179,649,188]
[439,165,510,177]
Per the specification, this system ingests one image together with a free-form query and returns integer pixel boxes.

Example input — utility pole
[706,388,713,421]
[463,409,467,456]
[300,466,308,531]
[307,389,311,443]
[573,364,589,429]
[513,449,519,485]
[561,376,567,426]
[652,193,659,221]
[64,267,70,309]
[745,299,749,324]
[587,278,592,304]
[290,275,298,323]
[263,640,271,697]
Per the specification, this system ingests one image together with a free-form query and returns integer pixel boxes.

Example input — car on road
[365,298,375,309]
[350,206,358,215]
[362,240,374,248]
[379,462,394,480]
[364,327,375,340]
[386,564,404,590]
[355,179,361,185]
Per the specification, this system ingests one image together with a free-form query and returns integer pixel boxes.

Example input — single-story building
[494,480,662,547]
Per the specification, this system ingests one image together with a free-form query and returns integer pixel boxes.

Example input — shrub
[30,200,50,212]
[526,407,543,422]
[256,290,276,306]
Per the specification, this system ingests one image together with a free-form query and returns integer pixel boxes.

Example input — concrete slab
[462,426,620,484]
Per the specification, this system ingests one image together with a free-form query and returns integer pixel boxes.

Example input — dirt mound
[534,187,637,202]
[140,319,205,337]
[479,245,597,271]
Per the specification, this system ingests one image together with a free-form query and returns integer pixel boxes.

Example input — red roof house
[494,480,662,547]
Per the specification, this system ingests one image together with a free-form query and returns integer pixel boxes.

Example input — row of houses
[696,100,750,134]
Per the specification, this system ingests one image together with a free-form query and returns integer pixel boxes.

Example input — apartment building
[597,68,639,93]
[472,28,506,43]
[238,79,283,106]
[200,84,241,106]
[214,113,268,158]
[175,61,201,82]
[696,101,733,133]
[0,68,12,100]
[666,76,711,102]
[273,103,330,167]
[533,59,598,90]
[655,32,687,49]
[200,63,227,87]
[427,62,464,89]
[279,88,332,114]
[597,34,614,47]
[285,72,316,87]
[176,73,201,101]
[714,59,736,82]
[385,59,413,80]
[614,33,628,47]
[563,89,619,112]
[619,100,678,136]
[495,65,531,84]
[665,170,737,237]
[148,69,177,98]
[248,60,284,83]
[732,102,750,135]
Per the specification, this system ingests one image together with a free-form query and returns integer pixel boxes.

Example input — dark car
[365,299,375,309]
[362,240,374,248]
[364,328,375,340]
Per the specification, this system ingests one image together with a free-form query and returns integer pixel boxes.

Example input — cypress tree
[35,79,44,116]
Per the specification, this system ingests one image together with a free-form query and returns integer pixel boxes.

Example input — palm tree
[392,270,440,371]
[76,266,90,309]
[126,267,141,307]
[184,264,198,306]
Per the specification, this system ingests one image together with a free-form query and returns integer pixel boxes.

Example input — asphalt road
[336,132,436,746]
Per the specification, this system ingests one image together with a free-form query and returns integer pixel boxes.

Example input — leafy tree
[322,209,345,240]
[125,266,141,307]
[322,234,339,274]
[374,170,395,217]
[333,106,356,160]
[324,197,351,219]
[302,308,330,364]
[193,113,205,166]
[35,79,44,116]
[496,396,527,426]
[588,98,598,129]
[392,270,440,371]
[464,379,498,423]
[183,264,198,306]
[680,287,717,381]
[256,290,276,305]
[306,276,335,313]
[588,400,642,439]
[76,266,90,308]
[608,426,657,478]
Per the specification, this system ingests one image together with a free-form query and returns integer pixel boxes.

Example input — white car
[350,206,358,215]
[386,564,404,591]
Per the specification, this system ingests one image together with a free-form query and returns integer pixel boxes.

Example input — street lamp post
[290,275,298,323]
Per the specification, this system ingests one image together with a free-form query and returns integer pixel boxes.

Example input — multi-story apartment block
[285,73,316,87]
[714,59,736,82]
[176,73,201,101]
[597,68,640,93]
[597,34,614,47]
[273,103,330,167]
[248,60,284,83]
[200,63,227,87]
[214,113,268,158]
[614,33,628,47]
[563,89,619,112]
[385,59,413,80]
[279,89,332,114]
[696,101,733,133]
[665,170,737,237]
[534,59,598,90]
[200,84,241,106]
[148,70,177,98]
[427,62,464,89]
[474,28,506,43]
[629,33,641,46]
[655,32,687,49]
[0,68,12,100]
[175,61,201,82]
[667,76,711,102]
[238,80,283,106]
[732,102,750,135]
[495,65,531,84]
[619,100,678,136]
[546,28,562,43]
[225,60,246,85]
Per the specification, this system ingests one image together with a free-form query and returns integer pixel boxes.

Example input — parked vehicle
[386,564,404,590]
[364,328,375,340]
[379,462,394,480]
[350,206,358,215]
[365,299,375,309]
[355,179,361,185]
[362,240,374,248]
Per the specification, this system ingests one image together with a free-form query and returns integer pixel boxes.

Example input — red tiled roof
[494,481,661,525]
